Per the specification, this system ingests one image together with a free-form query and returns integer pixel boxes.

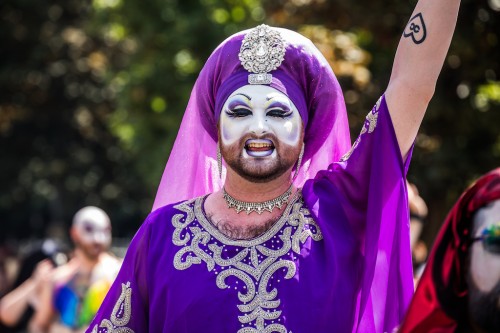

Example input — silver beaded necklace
[222,185,293,215]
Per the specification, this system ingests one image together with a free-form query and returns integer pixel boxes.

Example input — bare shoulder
[92,252,122,281]
[100,252,121,265]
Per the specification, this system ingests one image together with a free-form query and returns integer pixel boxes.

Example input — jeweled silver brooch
[238,24,286,85]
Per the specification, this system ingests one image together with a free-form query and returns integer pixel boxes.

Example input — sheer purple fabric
[89,25,414,333]
[152,27,350,210]
[87,96,414,333]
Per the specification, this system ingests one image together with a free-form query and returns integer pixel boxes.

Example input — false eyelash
[267,109,293,118]
[225,108,252,118]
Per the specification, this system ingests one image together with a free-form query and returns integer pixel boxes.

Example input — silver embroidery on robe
[172,192,322,333]
[340,96,381,162]
[91,282,135,333]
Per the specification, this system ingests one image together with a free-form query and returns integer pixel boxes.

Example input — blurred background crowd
[0,0,499,332]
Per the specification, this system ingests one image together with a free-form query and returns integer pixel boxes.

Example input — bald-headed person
[29,207,121,333]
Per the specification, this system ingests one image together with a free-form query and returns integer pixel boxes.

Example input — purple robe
[87,95,413,333]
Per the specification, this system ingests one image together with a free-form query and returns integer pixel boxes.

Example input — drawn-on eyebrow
[232,93,251,100]
[265,95,290,102]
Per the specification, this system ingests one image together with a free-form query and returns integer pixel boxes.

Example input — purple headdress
[152,25,350,210]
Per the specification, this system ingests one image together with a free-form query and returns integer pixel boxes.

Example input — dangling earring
[217,143,223,179]
[292,144,304,182]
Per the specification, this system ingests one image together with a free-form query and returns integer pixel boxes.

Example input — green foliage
[0,0,153,240]
[263,0,500,244]
[1,0,499,247]
[476,81,500,110]
[0,0,263,241]
[87,0,264,190]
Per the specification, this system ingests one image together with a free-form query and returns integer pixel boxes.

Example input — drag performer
[88,0,460,331]
[400,168,500,333]
[31,207,121,333]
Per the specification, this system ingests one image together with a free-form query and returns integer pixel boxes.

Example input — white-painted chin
[243,148,276,158]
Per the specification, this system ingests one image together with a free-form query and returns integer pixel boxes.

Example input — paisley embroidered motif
[91,282,135,333]
[340,96,382,162]
[172,192,322,333]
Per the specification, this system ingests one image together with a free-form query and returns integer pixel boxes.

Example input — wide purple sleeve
[303,94,414,332]
[85,215,153,333]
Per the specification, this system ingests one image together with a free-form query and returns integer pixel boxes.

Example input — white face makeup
[470,199,500,292]
[219,85,302,159]
[72,206,112,249]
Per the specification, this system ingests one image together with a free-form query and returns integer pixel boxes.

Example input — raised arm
[385,0,460,159]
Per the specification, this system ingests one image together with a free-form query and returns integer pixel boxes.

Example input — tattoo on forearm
[403,13,427,44]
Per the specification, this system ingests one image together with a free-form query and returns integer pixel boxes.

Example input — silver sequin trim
[91,282,135,333]
[340,96,381,162]
[172,192,322,333]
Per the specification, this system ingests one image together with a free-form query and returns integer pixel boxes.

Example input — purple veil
[152,27,351,210]
[87,25,413,333]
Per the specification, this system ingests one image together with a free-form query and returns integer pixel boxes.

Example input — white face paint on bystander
[219,85,303,183]
[470,200,500,291]
[467,199,500,332]
[71,206,112,261]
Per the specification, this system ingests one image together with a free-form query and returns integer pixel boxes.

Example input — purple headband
[214,70,309,127]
